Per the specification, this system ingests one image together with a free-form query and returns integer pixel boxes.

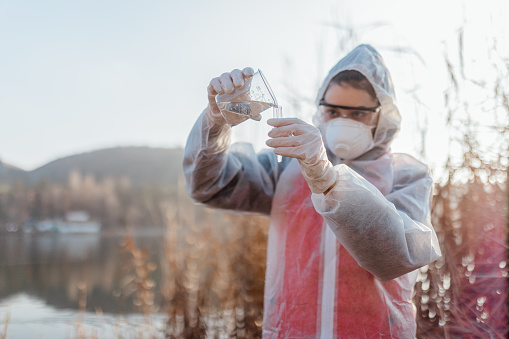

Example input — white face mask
[323,118,375,160]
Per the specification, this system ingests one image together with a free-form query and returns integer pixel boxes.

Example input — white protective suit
[183,44,442,338]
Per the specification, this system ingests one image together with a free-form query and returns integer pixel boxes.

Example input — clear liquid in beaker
[218,101,274,126]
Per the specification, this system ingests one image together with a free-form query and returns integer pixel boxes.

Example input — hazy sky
[1,0,507,173]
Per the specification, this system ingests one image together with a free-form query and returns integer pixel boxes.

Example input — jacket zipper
[320,223,337,338]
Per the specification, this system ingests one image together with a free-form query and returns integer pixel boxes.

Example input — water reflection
[0,293,167,338]
[0,230,167,314]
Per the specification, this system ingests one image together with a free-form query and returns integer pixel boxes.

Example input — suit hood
[314,44,401,160]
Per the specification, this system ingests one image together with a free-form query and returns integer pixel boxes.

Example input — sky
[1,0,508,177]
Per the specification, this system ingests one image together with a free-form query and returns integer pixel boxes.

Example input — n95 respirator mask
[323,118,375,160]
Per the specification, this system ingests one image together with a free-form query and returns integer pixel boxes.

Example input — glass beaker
[216,69,282,127]
[216,69,283,161]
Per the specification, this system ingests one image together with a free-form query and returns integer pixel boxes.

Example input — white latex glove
[266,118,338,194]
[206,67,255,126]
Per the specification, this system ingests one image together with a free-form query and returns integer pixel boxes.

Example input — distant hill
[24,146,184,186]
[0,160,27,183]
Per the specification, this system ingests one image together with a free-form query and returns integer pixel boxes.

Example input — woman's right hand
[206,67,254,125]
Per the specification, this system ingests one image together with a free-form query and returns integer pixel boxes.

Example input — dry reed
[160,172,268,338]
[414,29,508,338]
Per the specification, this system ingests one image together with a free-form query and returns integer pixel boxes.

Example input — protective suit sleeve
[183,109,288,215]
[311,160,441,282]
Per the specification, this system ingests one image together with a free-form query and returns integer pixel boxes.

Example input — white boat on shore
[25,211,101,234]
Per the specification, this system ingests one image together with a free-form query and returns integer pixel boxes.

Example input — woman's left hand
[266,118,337,194]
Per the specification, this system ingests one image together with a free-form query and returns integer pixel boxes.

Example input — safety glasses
[318,100,381,113]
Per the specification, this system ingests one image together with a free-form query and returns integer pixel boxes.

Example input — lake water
[0,230,170,338]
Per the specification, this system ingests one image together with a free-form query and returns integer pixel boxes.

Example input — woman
[183,44,441,338]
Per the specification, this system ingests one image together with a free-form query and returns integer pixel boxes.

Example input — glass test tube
[273,106,283,162]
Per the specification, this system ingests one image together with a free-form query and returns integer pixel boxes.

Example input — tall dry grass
[159,175,268,338]
[413,30,508,338]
